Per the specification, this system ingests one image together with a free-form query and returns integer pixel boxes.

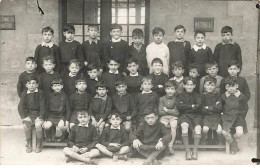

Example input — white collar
[130,72,139,77]
[69,72,77,77]
[173,76,184,83]
[175,39,185,42]
[193,44,206,51]
[111,38,121,42]
[110,125,120,130]
[65,39,74,43]
[222,40,234,45]
[27,88,39,94]
[225,90,241,97]
[109,70,119,74]
[41,41,54,48]
[89,38,98,44]
[78,123,89,127]
[142,90,152,94]
[94,94,107,100]
[91,77,99,81]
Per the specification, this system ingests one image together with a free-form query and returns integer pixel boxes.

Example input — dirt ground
[0,126,257,165]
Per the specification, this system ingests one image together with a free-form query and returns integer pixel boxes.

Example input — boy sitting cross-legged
[131,108,171,165]
[63,110,100,164]
[96,113,131,162]
[158,80,179,155]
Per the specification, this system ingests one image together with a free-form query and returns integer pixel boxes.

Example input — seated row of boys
[18,54,249,162]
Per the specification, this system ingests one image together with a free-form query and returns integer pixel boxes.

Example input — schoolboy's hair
[109,113,122,119]
[42,55,55,64]
[151,58,163,66]
[25,57,36,63]
[165,80,177,89]
[224,76,238,86]
[107,57,120,64]
[51,78,63,86]
[76,109,89,116]
[86,63,98,71]
[194,29,205,37]
[110,24,122,31]
[141,77,152,84]
[115,80,127,87]
[227,60,240,69]
[205,61,218,70]
[221,26,233,35]
[88,24,99,31]
[26,76,38,84]
[204,76,217,85]
[152,27,165,36]
[188,63,200,74]
[95,81,107,89]
[144,107,157,116]
[127,58,138,65]
[75,75,87,86]
[174,25,186,33]
[69,59,81,68]
[171,61,184,69]
[183,76,196,85]
[42,26,54,35]
[132,28,144,37]
[63,24,75,33]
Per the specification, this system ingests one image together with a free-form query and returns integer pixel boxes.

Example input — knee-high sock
[182,133,190,152]
[193,134,201,152]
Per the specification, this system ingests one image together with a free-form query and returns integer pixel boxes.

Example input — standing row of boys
[17,23,250,164]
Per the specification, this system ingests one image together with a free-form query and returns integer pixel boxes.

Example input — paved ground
[0,126,257,165]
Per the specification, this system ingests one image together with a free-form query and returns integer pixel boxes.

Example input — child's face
[165,87,176,97]
[63,31,75,42]
[195,33,205,47]
[127,62,139,75]
[43,60,55,73]
[69,63,80,75]
[189,68,199,78]
[25,61,37,72]
[141,81,153,92]
[153,32,164,44]
[132,36,143,46]
[116,84,127,94]
[77,113,89,126]
[206,66,218,76]
[225,84,238,94]
[51,84,63,93]
[228,65,240,77]
[204,81,216,93]
[42,31,53,43]
[96,87,108,97]
[110,29,122,40]
[172,67,184,77]
[175,28,185,40]
[109,115,122,127]
[107,60,119,73]
[76,81,87,92]
[152,62,163,74]
[88,69,98,79]
[183,80,196,93]
[144,113,158,126]
[221,32,232,43]
[26,80,38,92]
[89,27,98,39]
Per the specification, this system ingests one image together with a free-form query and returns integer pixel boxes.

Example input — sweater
[213,42,242,77]
[158,95,179,117]
[17,71,40,98]
[100,126,130,147]
[82,40,103,69]
[112,93,137,120]
[34,44,61,73]
[68,124,99,148]
[201,91,222,115]
[101,72,123,96]
[147,73,169,97]
[59,40,84,64]
[62,73,81,97]
[70,91,91,113]
[38,72,61,99]
[135,92,159,116]
[131,120,171,146]
[86,76,99,97]
[146,42,170,75]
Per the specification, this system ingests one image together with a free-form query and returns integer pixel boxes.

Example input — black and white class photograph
[0,0,259,165]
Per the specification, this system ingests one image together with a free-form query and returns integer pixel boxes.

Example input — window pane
[118,8,127,17]
[67,0,83,24]
[129,17,136,24]
[74,35,83,43]
[129,8,136,16]
[118,17,127,24]
[141,7,145,17]
[121,25,128,36]
[112,17,116,23]
[141,17,145,24]
[74,25,83,35]
[84,0,100,24]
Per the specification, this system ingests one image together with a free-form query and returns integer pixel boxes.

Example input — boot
[118,154,128,161]
[35,138,42,153]
[26,139,32,153]
[200,132,207,145]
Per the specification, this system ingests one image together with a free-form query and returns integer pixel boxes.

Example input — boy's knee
[170,120,177,129]
[235,127,244,137]
[222,130,228,135]
[181,122,189,133]
[63,147,72,155]
[35,121,43,129]
[202,126,209,133]
[70,123,75,129]
[194,125,201,134]
[43,121,52,129]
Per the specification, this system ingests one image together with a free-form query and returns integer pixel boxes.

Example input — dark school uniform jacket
[135,92,159,116]
[59,40,84,64]
[82,40,103,69]
[147,72,169,97]
[101,71,123,96]
[38,72,61,99]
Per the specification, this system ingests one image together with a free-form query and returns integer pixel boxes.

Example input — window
[63,0,149,44]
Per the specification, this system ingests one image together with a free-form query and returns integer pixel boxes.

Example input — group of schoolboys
[17,23,250,164]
